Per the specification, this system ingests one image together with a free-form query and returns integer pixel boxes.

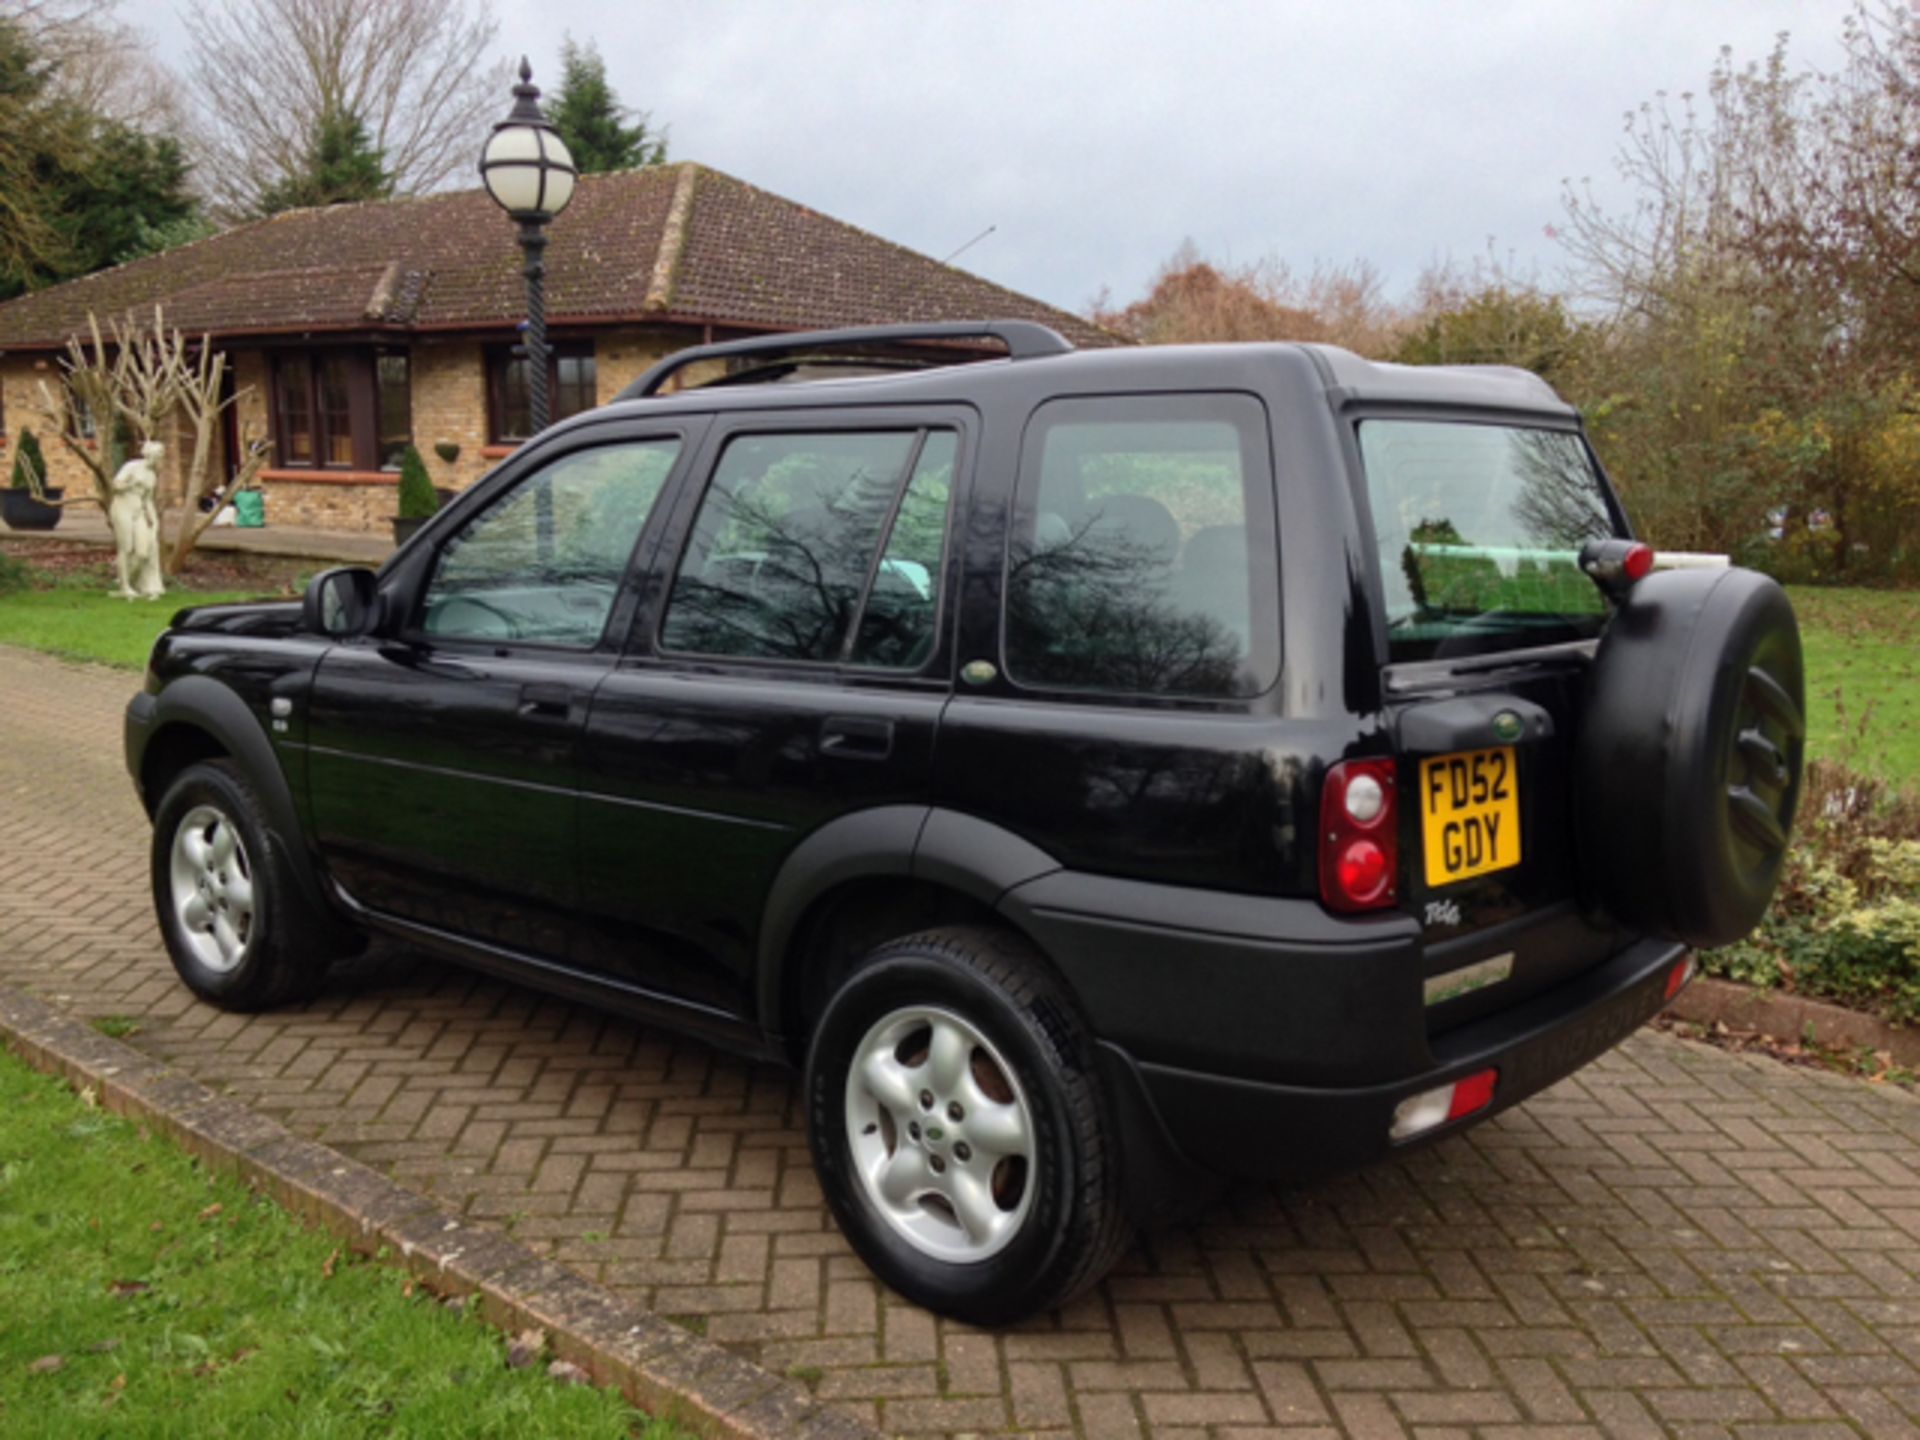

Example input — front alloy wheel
[167,804,256,973]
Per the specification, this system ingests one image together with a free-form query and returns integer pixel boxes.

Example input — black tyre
[1576,566,1805,947]
[151,759,348,1010]
[804,926,1131,1325]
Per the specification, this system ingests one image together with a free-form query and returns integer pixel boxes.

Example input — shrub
[0,551,32,595]
[395,445,438,520]
[9,428,47,492]
[1707,759,1920,1022]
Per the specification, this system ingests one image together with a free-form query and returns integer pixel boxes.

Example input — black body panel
[126,335,1702,1203]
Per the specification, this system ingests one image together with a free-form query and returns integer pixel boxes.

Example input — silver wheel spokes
[168,804,256,974]
[845,1006,1035,1264]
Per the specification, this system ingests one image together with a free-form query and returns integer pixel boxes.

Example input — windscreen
[1357,420,1620,664]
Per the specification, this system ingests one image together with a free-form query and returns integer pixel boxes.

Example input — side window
[1005,395,1279,698]
[852,431,956,668]
[420,438,681,648]
[661,428,954,666]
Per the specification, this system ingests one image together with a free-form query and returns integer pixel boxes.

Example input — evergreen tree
[258,109,392,215]
[9,428,47,493]
[395,445,439,519]
[549,38,666,174]
[0,18,201,298]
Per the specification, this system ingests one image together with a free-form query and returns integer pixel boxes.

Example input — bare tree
[25,309,270,576]
[184,0,509,216]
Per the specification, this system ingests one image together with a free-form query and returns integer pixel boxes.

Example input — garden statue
[109,440,167,600]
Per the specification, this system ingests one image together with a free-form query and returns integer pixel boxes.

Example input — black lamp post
[479,58,578,434]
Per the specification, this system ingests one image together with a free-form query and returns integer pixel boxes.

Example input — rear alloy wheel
[805,927,1131,1325]
[844,1004,1036,1264]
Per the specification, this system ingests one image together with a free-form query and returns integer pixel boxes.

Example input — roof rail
[614,319,1073,401]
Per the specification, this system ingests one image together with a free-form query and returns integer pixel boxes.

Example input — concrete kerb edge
[0,982,880,1440]
[1667,975,1920,1068]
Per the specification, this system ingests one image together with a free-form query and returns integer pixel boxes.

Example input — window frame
[486,341,597,444]
[637,407,971,679]
[269,348,400,471]
[998,390,1284,706]
[396,423,702,659]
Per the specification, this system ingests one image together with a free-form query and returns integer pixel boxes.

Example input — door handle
[519,683,575,720]
[820,715,894,761]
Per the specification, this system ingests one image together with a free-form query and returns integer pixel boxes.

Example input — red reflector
[1624,543,1655,581]
[1447,1069,1498,1121]
[1664,957,1693,1001]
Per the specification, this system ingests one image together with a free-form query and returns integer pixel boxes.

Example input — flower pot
[392,516,428,545]
[1,488,64,530]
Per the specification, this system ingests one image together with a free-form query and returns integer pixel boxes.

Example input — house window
[376,352,411,469]
[67,392,97,443]
[270,348,413,470]
[487,344,596,443]
[317,356,353,466]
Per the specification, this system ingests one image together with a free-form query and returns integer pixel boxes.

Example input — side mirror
[303,566,381,638]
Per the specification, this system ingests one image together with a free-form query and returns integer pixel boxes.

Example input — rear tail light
[1389,1068,1499,1141]
[1320,758,1398,913]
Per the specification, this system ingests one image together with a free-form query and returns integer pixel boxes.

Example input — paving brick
[5,643,1920,1440]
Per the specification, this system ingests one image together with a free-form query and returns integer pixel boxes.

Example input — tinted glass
[421,439,681,648]
[851,431,956,669]
[1006,395,1279,697]
[1357,421,1618,663]
[661,430,923,662]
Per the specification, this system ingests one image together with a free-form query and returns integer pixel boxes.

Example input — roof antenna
[940,225,996,266]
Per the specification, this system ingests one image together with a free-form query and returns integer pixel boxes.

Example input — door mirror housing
[303,566,383,638]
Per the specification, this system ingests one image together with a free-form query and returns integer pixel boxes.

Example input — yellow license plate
[1420,747,1521,887]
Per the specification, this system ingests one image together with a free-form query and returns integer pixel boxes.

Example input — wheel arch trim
[140,678,336,922]
[753,806,1063,1045]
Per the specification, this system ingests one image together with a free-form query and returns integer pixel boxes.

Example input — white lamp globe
[479,60,578,221]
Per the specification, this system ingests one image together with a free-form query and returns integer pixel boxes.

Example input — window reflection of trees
[662,432,950,667]
[1007,510,1253,697]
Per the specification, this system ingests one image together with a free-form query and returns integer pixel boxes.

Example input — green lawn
[0,1047,676,1438]
[0,583,265,670]
[1788,586,1920,790]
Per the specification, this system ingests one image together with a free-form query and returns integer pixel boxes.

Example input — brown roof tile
[0,163,1117,350]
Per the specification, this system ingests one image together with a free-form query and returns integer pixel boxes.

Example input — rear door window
[660,428,954,668]
[1357,420,1620,663]
[1004,394,1280,698]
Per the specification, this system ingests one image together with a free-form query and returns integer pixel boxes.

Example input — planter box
[392,516,428,545]
[1,488,64,530]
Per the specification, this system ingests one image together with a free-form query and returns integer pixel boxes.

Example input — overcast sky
[144,1,1856,316]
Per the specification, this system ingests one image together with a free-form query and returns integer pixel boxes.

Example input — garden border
[0,982,879,1440]
[1668,975,1920,1067]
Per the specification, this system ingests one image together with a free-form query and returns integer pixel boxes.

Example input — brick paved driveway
[4,643,1920,1438]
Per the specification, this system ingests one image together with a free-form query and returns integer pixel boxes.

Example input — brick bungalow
[0,162,1110,531]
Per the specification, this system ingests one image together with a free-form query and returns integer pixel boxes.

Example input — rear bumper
[1121,934,1687,1183]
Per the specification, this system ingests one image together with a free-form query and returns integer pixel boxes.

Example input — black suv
[127,321,1804,1323]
